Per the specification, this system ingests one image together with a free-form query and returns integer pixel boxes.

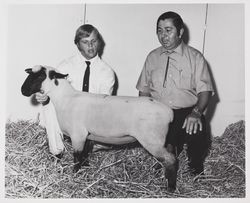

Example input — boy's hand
[35,92,49,103]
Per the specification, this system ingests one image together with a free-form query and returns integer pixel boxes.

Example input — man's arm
[195,91,212,114]
[182,91,212,134]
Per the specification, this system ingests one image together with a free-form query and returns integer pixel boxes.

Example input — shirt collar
[87,55,99,65]
[160,41,184,56]
[76,51,100,66]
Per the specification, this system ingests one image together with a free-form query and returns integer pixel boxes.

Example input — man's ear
[179,28,184,38]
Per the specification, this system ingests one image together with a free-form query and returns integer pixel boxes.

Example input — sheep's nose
[21,88,27,96]
[21,86,30,97]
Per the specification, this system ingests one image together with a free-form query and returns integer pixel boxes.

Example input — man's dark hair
[156,11,184,35]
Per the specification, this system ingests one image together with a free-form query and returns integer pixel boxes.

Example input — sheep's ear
[49,70,68,80]
[25,68,33,74]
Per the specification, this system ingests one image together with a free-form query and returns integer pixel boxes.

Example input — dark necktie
[82,61,90,92]
[163,56,170,88]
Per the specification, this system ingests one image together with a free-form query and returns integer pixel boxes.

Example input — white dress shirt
[57,52,115,95]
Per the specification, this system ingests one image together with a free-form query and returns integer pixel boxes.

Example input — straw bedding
[5,119,245,198]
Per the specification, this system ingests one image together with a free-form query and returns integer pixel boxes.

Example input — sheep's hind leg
[138,139,178,192]
[154,147,177,192]
[162,152,178,192]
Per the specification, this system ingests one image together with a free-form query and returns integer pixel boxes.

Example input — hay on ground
[5,119,245,198]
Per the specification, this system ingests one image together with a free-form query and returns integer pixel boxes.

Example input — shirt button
[169,101,172,104]
[169,74,172,78]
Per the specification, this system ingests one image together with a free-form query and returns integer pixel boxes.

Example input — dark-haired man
[136,11,214,175]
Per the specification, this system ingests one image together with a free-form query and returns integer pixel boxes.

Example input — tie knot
[166,50,173,55]
[85,61,91,67]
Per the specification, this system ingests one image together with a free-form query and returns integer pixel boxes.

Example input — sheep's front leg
[71,130,89,173]
[81,139,94,167]
[73,149,85,173]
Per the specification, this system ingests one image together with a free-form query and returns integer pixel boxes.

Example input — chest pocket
[170,67,193,90]
[180,70,193,89]
[150,68,164,89]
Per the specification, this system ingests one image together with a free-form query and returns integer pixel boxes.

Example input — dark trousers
[165,106,211,173]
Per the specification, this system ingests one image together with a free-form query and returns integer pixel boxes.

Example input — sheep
[21,65,178,192]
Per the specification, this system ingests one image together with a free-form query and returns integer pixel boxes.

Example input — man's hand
[182,112,202,135]
[182,91,212,135]
[35,92,49,103]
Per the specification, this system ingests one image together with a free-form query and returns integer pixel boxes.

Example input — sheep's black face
[21,67,47,97]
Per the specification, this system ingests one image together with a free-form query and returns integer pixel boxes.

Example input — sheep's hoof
[73,164,81,173]
[152,162,162,170]
[167,185,176,193]
[165,166,177,193]
[82,160,90,167]
[55,153,63,159]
